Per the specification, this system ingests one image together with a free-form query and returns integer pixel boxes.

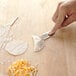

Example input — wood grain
[0,0,76,76]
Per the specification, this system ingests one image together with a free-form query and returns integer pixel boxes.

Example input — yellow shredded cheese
[8,59,38,76]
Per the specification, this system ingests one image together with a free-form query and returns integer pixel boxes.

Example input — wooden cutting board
[0,0,76,76]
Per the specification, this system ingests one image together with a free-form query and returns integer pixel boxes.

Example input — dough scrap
[0,27,13,48]
[0,25,10,37]
[5,40,28,55]
[0,17,18,37]
[0,17,28,56]
[0,17,18,48]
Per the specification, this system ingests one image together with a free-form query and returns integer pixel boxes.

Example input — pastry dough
[40,32,50,40]
[5,40,28,55]
[32,32,50,52]
[0,25,10,37]
[0,17,18,48]
[32,35,44,52]
[0,17,28,55]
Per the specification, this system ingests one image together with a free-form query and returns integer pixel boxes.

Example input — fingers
[49,5,66,36]
[52,2,63,22]
[62,13,76,27]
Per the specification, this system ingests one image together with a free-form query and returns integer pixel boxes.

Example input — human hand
[49,0,76,36]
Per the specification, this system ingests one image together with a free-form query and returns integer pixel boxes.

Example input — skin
[48,0,76,36]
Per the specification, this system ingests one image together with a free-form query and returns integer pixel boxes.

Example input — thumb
[62,13,76,27]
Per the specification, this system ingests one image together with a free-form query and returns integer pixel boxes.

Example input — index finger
[49,6,66,36]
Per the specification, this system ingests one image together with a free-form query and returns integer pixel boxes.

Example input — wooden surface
[0,0,76,76]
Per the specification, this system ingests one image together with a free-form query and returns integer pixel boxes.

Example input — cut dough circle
[5,40,28,55]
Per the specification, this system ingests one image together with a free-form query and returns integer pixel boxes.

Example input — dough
[32,32,50,52]
[0,37,13,49]
[32,35,44,52]
[0,27,13,48]
[0,17,28,55]
[5,40,28,55]
[40,32,50,40]
[0,17,18,48]
[0,17,18,37]
[0,25,10,37]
